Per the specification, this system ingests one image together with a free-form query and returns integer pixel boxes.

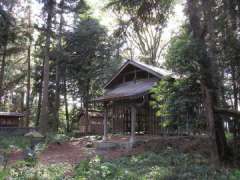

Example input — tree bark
[39,0,55,134]
[187,0,229,165]
[0,40,8,105]
[36,89,42,127]
[53,0,65,131]
[26,5,32,127]
[36,63,44,127]
[63,70,70,132]
[84,79,90,134]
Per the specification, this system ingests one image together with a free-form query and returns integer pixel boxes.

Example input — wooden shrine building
[95,60,175,144]
[0,112,24,128]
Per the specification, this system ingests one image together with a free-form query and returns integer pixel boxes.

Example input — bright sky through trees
[31,0,185,42]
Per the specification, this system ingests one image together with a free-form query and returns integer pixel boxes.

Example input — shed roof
[0,112,24,117]
[96,79,157,102]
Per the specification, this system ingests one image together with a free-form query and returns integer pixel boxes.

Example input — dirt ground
[8,136,145,165]
[8,135,211,166]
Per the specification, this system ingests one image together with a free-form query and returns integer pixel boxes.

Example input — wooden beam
[130,105,136,145]
[103,105,108,141]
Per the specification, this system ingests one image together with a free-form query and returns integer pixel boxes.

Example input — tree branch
[214,107,240,118]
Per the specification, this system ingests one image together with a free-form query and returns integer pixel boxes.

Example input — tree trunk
[26,5,32,127]
[0,40,8,106]
[63,70,70,132]
[36,62,44,127]
[39,0,55,135]
[84,79,90,134]
[231,65,238,139]
[20,91,25,113]
[203,0,229,162]
[187,0,229,165]
[36,89,42,127]
[54,0,65,131]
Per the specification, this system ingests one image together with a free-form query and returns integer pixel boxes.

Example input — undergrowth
[74,149,240,180]
[0,136,30,150]
[0,136,239,180]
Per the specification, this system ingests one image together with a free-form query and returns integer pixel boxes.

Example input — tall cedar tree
[39,0,55,134]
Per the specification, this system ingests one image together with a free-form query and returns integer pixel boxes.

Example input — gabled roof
[95,60,175,102]
[104,60,173,89]
[96,79,156,102]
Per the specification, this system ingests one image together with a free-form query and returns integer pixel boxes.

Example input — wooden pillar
[130,105,136,144]
[103,105,108,141]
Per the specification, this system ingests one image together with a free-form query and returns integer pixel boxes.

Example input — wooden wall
[0,116,20,127]
[107,101,206,136]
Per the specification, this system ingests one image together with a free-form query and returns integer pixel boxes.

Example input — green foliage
[0,169,8,179]
[107,0,175,64]
[1,161,71,179]
[164,26,205,77]
[75,156,119,179]
[0,136,30,150]
[45,133,70,144]
[107,0,174,25]
[8,161,71,179]
[150,76,202,130]
[65,17,121,103]
[74,150,235,180]
[229,170,240,180]
[149,26,205,130]
[225,132,234,142]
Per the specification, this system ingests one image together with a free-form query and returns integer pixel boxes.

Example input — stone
[86,142,94,148]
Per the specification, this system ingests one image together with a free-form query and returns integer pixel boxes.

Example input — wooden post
[130,105,136,145]
[103,105,108,141]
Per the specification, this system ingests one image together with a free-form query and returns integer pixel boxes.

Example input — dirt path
[8,137,145,166]
[8,136,211,166]
[39,139,95,165]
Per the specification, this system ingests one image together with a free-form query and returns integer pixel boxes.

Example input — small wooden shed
[95,60,175,143]
[0,112,24,127]
[79,110,104,135]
